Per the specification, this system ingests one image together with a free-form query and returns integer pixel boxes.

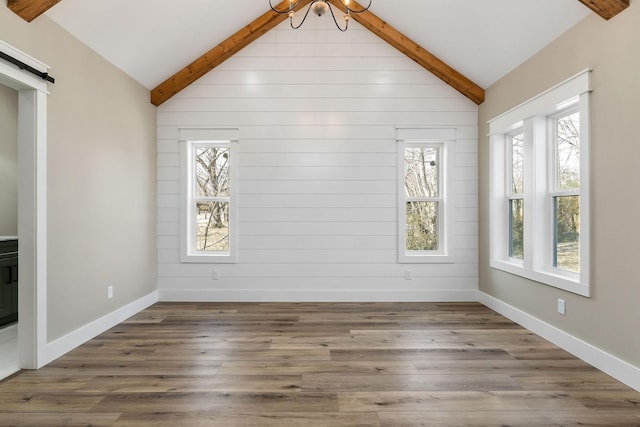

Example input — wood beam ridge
[7,0,61,22]
[150,0,312,106]
[578,0,629,20]
[330,0,484,105]
[151,0,484,106]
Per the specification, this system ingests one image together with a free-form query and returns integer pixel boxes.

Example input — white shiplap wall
[156,18,478,301]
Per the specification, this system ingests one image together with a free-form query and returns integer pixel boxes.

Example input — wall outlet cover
[557,298,566,315]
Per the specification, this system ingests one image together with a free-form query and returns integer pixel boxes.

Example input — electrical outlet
[212,270,220,280]
[557,298,566,315]
[405,270,412,280]
[107,286,114,300]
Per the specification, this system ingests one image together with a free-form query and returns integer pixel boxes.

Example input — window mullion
[524,116,546,271]
[193,196,230,203]
[521,118,534,268]
[407,197,441,202]
[549,189,579,197]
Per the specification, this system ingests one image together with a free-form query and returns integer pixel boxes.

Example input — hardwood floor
[0,302,639,426]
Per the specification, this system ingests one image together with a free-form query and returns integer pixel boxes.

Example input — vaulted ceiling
[6,0,630,105]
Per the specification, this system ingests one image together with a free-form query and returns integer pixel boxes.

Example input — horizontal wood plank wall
[156,19,479,301]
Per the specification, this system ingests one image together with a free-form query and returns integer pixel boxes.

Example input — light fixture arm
[327,2,348,32]
[268,0,372,31]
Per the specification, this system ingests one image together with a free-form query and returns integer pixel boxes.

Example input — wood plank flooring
[0,302,639,426]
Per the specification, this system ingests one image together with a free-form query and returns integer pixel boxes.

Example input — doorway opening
[0,52,49,378]
[0,82,19,377]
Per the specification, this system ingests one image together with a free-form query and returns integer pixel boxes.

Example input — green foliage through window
[406,201,438,251]
[509,199,524,259]
[553,111,580,273]
[554,196,579,272]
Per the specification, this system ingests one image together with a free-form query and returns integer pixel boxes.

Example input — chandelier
[269,0,372,32]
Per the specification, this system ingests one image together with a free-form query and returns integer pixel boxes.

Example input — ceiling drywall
[45,0,591,90]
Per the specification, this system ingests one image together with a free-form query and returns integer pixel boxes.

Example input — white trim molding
[478,292,640,392]
[0,40,51,76]
[488,69,591,297]
[397,128,457,264]
[179,128,239,264]
[45,291,158,364]
[488,69,591,135]
[158,289,478,303]
[1,40,50,370]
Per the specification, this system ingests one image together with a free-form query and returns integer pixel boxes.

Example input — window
[405,145,441,252]
[552,110,581,273]
[488,70,590,296]
[180,129,237,263]
[398,133,454,263]
[508,132,524,261]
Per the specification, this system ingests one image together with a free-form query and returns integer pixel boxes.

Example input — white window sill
[490,259,589,297]
[180,253,237,264]
[399,253,455,264]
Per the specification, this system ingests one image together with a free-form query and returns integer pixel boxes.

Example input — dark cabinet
[0,239,18,328]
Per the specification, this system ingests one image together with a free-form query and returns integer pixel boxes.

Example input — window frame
[507,130,525,263]
[549,107,581,276]
[398,138,455,264]
[488,70,590,296]
[180,137,237,264]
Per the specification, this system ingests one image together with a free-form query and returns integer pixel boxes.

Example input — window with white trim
[508,131,524,261]
[552,108,581,273]
[488,70,590,296]
[398,135,454,263]
[180,129,237,263]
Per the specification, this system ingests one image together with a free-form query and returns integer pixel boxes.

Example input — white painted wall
[157,19,478,301]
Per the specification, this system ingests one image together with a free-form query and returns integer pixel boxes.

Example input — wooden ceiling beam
[578,0,629,20]
[152,0,485,106]
[330,0,484,105]
[7,0,61,22]
[151,0,312,106]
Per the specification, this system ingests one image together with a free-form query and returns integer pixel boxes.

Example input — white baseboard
[478,291,640,392]
[45,291,158,364]
[158,289,478,302]
[38,287,640,393]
